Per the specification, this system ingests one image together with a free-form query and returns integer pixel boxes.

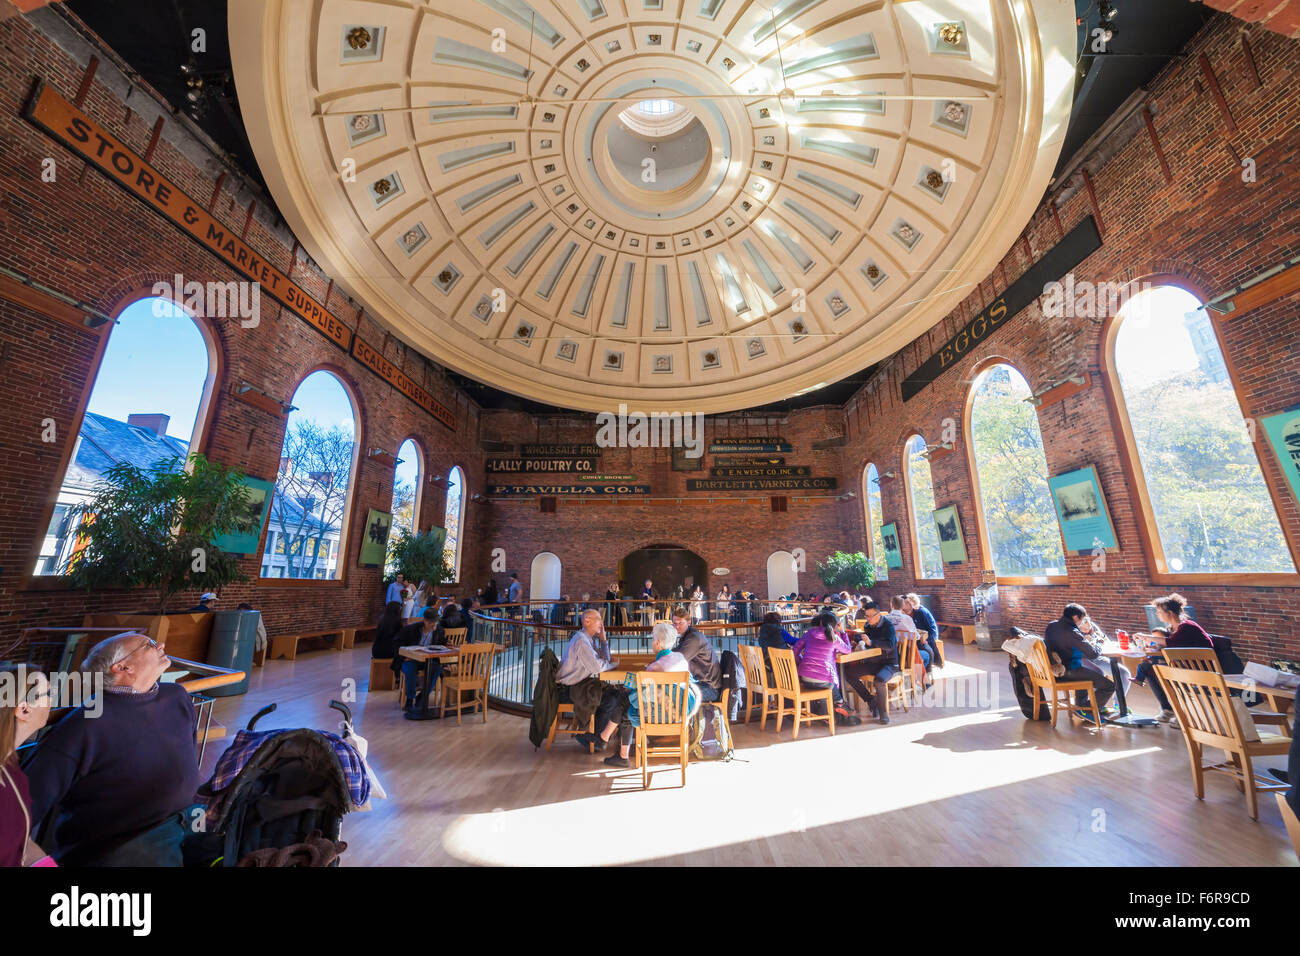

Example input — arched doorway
[766,550,799,599]
[618,544,708,602]
[529,552,562,604]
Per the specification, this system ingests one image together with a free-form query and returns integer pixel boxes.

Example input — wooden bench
[268,628,351,661]
[937,621,977,645]
[340,626,376,650]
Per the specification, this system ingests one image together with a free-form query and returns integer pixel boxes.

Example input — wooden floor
[205,642,1297,867]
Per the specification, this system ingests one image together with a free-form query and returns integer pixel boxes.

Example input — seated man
[670,607,722,703]
[905,593,943,668]
[887,596,929,688]
[398,608,446,719]
[1043,603,1115,717]
[25,632,200,866]
[558,610,628,753]
[844,602,899,724]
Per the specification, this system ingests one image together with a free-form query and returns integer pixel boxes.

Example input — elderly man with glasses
[25,632,200,866]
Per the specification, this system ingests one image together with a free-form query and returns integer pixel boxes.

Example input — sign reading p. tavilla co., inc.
[23,80,455,431]
[489,483,651,496]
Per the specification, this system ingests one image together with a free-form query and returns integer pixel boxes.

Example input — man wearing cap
[186,592,218,612]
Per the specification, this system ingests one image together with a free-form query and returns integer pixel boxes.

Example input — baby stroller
[191,700,372,867]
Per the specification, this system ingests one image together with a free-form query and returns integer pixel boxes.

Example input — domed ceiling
[231,0,1076,413]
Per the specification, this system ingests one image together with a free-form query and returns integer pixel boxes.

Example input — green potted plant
[816,550,876,593]
[387,528,454,597]
[67,454,259,653]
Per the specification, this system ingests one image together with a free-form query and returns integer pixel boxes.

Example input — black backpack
[718,649,742,722]
[1208,634,1245,675]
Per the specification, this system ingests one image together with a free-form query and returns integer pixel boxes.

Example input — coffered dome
[231,0,1076,413]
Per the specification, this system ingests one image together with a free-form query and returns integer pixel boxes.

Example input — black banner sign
[686,477,837,491]
[714,455,786,466]
[486,457,598,474]
[489,483,650,496]
[520,443,600,456]
[709,465,812,478]
[900,216,1104,401]
[707,441,793,454]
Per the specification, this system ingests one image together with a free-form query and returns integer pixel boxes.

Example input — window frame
[861,462,888,581]
[962,357,1069,587]
[256,364,364,589]
[1101,276,1300,586]
[22,289,223,591]
[444,464,467,585]
[393,436,425,538]
[902,433,944,581]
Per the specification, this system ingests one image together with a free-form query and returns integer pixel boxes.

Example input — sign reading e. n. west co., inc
[489,484,650,496]
[900,216,1104,402]
[486,457,598,474]
[23,80,456,431]
[709,465,812,478]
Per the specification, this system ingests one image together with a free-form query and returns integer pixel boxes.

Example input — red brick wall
[471,408,856,602]
[840,17,1300,663]
[1203,0,1300,38]
[0,12,485,651]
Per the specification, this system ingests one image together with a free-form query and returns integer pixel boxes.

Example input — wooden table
[1224,673,1296,719]
[836,646,881,712]
[397,644,499,716]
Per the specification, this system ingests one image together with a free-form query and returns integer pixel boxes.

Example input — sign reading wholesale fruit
[23,80,456,431]
[520,444,600,456]
[686,477,837,491]
[708,438,793,453]
[486,458,598,473]
[709,465,812,478]
[489,484,651,496]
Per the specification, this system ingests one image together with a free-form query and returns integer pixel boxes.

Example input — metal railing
[471,608,817,711]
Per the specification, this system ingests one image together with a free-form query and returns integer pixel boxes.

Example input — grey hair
[581,608,602,624]
[650,621,676,651]
[82,632,147,678]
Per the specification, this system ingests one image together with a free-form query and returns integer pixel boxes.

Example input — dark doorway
[619,545,708,602]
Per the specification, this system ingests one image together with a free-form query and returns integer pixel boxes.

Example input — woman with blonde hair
[1,665,54,866]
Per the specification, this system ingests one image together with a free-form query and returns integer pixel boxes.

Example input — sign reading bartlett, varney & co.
[687,477,836,491]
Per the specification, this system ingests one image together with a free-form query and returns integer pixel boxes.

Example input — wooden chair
[1277,793,1300,861]
[768,647,835,739]
[635,671,691,789]
[1156,665,1290,820]
[440,643,497,725]
[739,644,778,728]
[368,657,394,691]
[440,627,469,678]
[1024,639,1103,728]
[882,637,917,716]
[546,702,595,753]
[1162,648,1291,736]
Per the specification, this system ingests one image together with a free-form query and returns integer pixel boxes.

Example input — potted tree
[67,454,259,659]
[817,551,876,594]
[387,528,454,607]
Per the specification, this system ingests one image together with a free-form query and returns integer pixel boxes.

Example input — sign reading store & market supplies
[23,80,456,431]
[900,217,1103,401]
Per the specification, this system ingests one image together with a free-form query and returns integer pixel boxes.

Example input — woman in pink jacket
[791,612,851,698]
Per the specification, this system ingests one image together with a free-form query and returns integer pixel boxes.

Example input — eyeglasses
[118,636,161,664]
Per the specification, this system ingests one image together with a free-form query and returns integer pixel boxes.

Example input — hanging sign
[713,455,786,466]
[709,465,812,478]
[687,477,836,491]
[22,81,457,431]
[1261,409,1300,508]
[486,457,598,474]
[520,443,600,456]
[900,217,1103,401]
[707,440,793,454]
[488,483,650,496]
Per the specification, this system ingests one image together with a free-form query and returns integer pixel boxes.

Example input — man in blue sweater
[26,633,200,866]
[905,593,944,668]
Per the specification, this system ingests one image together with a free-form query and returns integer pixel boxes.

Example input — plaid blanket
[200,728,370,811]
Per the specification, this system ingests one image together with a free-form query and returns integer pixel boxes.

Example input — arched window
[444,465,466,581]
[391,438,423,540]
[1110,285,1294,575]
[260,370,360,580]
[968,364,1067,578]
[862,463,888,581]
[904,434,944,579]
[36,296,217,575]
